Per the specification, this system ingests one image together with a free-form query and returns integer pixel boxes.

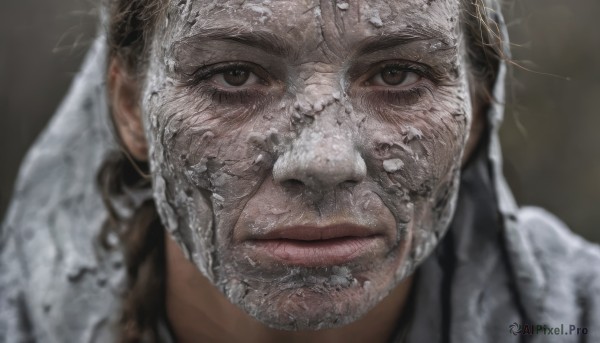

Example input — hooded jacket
[1,3,599,342]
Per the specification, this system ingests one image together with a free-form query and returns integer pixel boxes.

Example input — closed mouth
[245,223,384,267]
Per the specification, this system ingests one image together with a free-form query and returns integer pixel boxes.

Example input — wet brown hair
[100,1,503,341]
[102,1,168,341]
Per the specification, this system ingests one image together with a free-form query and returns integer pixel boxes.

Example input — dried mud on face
[144,0,470,330]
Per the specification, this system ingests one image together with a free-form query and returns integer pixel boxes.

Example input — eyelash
[362,62,438,106]
[186,61,437,107]
[188,62,269,105]
[377,88,428,106]
[378,62,441,82]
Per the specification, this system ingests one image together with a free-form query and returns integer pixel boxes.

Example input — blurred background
[1,0,598,242]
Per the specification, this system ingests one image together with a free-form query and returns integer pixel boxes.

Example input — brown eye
[370,67,421,87]
[382,67,407,85]
[224,69,250,86]
[212,67,261,88]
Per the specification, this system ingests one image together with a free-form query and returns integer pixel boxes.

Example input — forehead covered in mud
[159,0,461,70]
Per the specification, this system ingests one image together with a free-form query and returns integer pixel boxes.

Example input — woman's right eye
[210,67,262,88]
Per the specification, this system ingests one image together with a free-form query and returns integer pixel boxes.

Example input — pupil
[382,68,406,85]
[224,69,250,86]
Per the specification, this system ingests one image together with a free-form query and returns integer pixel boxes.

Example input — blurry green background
[1,1,598,242]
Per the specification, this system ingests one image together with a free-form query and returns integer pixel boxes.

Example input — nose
[273,129,367,191]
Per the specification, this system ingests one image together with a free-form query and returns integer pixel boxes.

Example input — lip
[245,224,385,267]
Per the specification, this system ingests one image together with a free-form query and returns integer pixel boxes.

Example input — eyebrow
[173,28,295,58]
[173,26,454,61]
[356,28,455,56]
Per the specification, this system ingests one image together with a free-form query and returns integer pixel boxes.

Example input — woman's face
[142,0,471,330]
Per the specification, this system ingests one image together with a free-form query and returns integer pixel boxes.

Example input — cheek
[149,90,263,181]
[359,86,469,258]
[363,106,468,197]
[143,87,285,276]
[146,87,286,230]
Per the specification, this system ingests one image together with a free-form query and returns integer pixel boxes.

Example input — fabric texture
[1,3,599,343]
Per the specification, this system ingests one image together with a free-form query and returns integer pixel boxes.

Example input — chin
[217,242,413,331]
[234,276,383,330]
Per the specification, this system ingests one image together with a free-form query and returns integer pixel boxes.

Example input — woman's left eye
[369,67,421,87]
[211,68,261,88]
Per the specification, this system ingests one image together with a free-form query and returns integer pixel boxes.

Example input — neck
[165,232,414,343]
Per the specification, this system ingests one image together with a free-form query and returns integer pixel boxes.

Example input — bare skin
[109,0,484,341]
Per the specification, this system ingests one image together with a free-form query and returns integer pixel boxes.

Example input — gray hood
[403,4,600,343]
[2,2,599,342]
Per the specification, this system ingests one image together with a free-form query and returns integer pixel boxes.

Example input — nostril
[282,179,305,190]
[340,180,359,189]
